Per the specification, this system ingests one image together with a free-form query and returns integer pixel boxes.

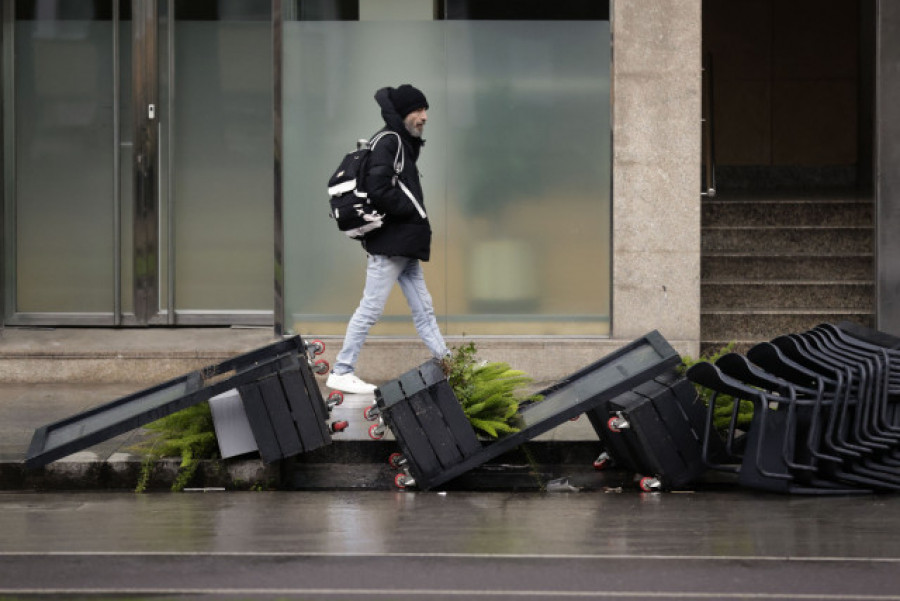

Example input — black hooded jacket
[361,88,432,261]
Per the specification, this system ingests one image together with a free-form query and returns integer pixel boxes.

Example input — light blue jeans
[334,254,448,375]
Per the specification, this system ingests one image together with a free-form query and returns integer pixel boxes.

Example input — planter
[376,330,682,490]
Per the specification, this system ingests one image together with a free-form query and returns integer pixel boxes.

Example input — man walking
[326,84,449,395]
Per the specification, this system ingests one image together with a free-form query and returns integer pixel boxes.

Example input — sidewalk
[0,327,610,492]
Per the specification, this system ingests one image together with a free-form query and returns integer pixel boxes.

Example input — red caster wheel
[607,413,629,432]
[312,358,330,375]
[570,415,581,422]
[388,452,406,469]
[327,391,344,409]
[368,423,386,440]
[639,476,662,492]
[307,339,325,356]
[394,473,415,489]
[593,451,611,470]
[363,404,381,421]
[330,420,349,433]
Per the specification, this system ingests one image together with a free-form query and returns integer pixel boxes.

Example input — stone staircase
[700,191,875,355]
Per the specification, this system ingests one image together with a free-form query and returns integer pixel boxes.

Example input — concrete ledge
[0,328,695,384]
[1,441,623,492]
[0,456,281,492]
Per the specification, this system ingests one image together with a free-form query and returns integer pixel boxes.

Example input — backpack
[327,131,403,240]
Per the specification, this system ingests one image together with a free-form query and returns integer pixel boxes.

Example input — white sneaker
[326,372,377,394]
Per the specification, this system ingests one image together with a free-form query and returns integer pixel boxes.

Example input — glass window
[281,2,610,336]
[169,0,274,312]
[10,0,116,313]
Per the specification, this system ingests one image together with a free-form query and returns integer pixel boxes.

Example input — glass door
[3,0,274,326]
[3,0,124,325]
[160,0,274,326]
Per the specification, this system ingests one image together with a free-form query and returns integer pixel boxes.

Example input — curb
[1,440,619,493]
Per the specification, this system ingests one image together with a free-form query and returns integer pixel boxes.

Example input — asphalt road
[2,490,900,600]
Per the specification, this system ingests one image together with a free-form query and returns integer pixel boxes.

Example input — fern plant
[133,402,219,492]
[679,342,754,432]
[442,342,542,438]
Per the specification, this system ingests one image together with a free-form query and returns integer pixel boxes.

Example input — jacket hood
[375,87,425,150]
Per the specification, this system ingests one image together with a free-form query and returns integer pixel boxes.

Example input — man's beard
[405,120,424,138]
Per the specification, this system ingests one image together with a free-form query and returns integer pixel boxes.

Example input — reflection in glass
[283,18,610,336]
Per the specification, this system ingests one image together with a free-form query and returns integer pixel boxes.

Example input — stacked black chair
[686,322,900,494]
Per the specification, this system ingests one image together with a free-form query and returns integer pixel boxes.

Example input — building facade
[2,0,897,381]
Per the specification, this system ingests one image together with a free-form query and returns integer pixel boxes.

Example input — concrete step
[701,226,872,254]
[703,198,873,228]
[701,309,875,348]
[0,327,651,386]
[702,254,873,280]
[701,281,874,310]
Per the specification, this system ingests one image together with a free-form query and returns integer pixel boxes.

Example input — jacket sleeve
[365,136,421,220]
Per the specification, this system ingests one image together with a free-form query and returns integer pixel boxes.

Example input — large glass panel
[282,7,610,337]
[283,20,445,336]
[443,21,611,335]
[170,1,273,315]
[11,1,115,314]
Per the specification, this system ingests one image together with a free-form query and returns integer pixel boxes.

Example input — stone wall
[611,0,703,358]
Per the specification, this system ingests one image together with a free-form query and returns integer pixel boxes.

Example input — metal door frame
[132,0,160,325]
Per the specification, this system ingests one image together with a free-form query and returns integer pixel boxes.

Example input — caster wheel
[593,451,611,470]
[327,391,344,409]
[388,452,407,469]
[368,423,386,440]
[607,413,629,432]
[307,339,325,356]
[312,359,330,375]
[330,420,349,433]
[363,404,381,421]
[570,415,581,422]
[639,476,662,492]
[394,473,415,489]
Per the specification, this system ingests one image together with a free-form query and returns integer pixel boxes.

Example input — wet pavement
[2,490,900,599]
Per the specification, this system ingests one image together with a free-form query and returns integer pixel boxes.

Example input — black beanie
[389,84,429,118]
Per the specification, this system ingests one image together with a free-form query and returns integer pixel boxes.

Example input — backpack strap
[369,130,404,175]
[368,130,426,219]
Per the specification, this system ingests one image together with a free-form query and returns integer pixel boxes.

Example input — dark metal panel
[431,381,482,457]
[877,0,900,335]
[384,400,442,477]
[407,390,464,469]
[280,369,329,451]
[133,0,159,323]
[376,380,406,410]
[1,2,7,328]
[257,374,304,456]
[399,369,427,398]
[2,2,14,326]
[420,359,446,388]
[238,382,284,463]
[645,379,703,467]
[272,0,285,335]
[297,358,333,441]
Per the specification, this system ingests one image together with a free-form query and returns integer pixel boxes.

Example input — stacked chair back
[686,322,900,494]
